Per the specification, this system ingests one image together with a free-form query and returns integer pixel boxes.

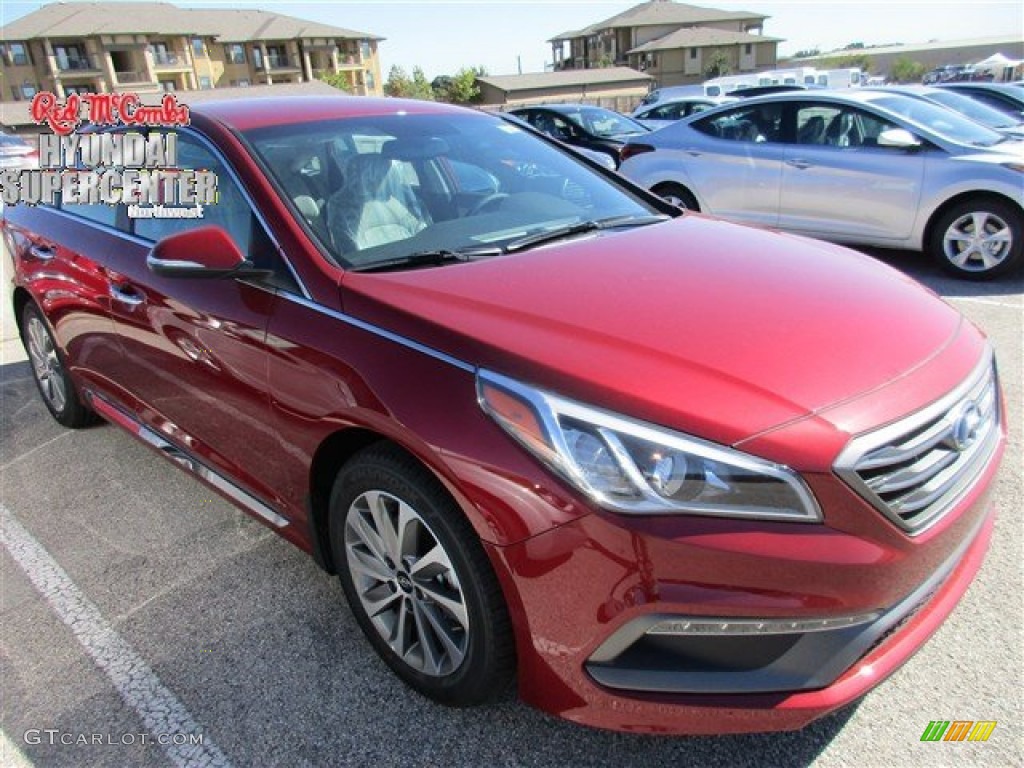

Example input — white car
[631,96,738,129]
[619,90,1024,279]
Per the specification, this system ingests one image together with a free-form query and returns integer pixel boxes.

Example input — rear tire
[928,198,1022,280]
[20,302,96,428]
[329,444,514,706]
[652,182,699,211]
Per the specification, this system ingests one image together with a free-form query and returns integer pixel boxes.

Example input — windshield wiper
[351,246,504,273]
[505,214,668,253]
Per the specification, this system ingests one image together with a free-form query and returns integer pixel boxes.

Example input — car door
[684,102,786,227]
[99,128,301,512]
[779,101,925,242]
[4,201,124,393]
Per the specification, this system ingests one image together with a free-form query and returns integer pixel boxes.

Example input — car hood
[341,216,967,446]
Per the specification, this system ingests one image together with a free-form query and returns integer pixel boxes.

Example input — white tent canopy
[974,52,1023,71]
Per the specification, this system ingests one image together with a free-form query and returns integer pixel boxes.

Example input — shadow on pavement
[862,247,1024,300]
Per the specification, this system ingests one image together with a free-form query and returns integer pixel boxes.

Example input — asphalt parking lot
[1,247,1021,768]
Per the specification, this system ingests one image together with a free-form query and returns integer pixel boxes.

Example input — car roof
[191,96,476,131]
[938,82,1023,95]
[641,95,732,106]
[516,104,617,115]
[710,89,916,109]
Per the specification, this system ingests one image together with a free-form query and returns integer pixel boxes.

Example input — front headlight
[477,370,821,522]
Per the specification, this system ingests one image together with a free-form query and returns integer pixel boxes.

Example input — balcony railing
[115,71,148,83]
[57,56,98,72]
[152,52,187,68]
[264,54,299,71]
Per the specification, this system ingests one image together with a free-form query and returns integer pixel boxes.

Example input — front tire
[20,302,96,428]
[652,182,699,211]
[929,198,1022,279]
[329,444,514,706]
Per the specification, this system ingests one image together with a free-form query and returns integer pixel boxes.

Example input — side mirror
[147,226,269,279]
[877,128,922,149]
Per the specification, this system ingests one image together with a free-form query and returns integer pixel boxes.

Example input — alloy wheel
[344,489,470,677]
[25,314,68,413]
[942,210,1013,273]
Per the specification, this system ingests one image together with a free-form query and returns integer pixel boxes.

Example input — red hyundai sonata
[3,97,1005,735]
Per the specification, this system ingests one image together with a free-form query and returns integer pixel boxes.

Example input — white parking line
[0,729,35,768]
[947,296,1022,310]
[0,503,233,768]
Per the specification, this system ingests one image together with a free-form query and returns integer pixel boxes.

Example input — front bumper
[487,441,1001,735]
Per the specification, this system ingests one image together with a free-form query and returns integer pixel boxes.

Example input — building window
[199,75,212,89]
[360,40,371,60]
[252,47,263,70]
[265,45,287,69]
[689,48,697,60]
[192,38,205,57]
[64,85,93,95]
[20,83,37,99]
[365,71,375,91]
[231,79,251,87]
[7,42,30,66]
[54,45,89,71]
[226,44,245,64]
[744,43,753,55]
[159,80,176,92]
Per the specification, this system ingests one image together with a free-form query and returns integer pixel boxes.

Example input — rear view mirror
[147,226,269,279]
[877,128,922,149]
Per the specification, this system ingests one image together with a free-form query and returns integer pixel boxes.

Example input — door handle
[29,244,55,261]
[110,283,146,308]
[684,149,702,157]
[786,158,812,170]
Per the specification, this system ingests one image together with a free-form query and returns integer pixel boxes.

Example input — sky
[1,0,1022,80]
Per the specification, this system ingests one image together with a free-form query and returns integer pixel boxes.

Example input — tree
[409,67,435,100]
[444,67,482,103]
[890,57,926,84]
[822,53,872,73]
[703,49,732,78]
[431,75,453,99]
[793,48,821,59]
[319,71,352,93]
[384,65,412,97]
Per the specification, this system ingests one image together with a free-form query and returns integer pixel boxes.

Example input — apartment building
[0,1,384,101]
[549,0,780,87]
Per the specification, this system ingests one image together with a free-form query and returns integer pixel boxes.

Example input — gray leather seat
[798,115,826,145]
[327,154,427,254]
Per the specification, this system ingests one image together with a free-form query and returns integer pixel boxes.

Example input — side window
[550,115,578,140]
[132,132,298,291]
[133,132,252,255]
[61,202,118,227]
[649,104,684,120]
[693,104,782,143]
[795,105,841,145]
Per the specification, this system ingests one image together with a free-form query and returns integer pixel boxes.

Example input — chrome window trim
[834,347,1000,536]
[278,292,474,373]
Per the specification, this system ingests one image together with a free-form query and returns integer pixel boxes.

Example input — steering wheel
[468,193,510,216]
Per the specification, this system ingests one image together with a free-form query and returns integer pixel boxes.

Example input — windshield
[870,95,1006,146]
[244,113,660,270]
[563,108,649,138]
[925,90,1021,129]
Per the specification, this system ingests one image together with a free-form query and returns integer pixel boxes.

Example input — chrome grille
[835,351,1000,535]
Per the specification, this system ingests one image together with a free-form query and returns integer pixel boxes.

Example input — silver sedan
[619,90,1024,279]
